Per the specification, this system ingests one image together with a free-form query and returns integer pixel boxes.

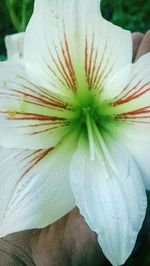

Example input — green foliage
[5,0,34,32]
[101,0,150,32]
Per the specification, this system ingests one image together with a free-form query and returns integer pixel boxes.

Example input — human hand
[1,31,150,266]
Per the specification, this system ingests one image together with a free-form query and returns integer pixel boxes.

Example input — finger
[0,237,34,265]
[132,32,144,61]
[135,30,150,60]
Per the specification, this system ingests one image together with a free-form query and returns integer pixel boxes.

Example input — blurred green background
[0,0,150,265]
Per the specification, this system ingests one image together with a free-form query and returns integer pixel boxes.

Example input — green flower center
[82,106,98,124]
[70,91,117,161]
[73,91,113,129]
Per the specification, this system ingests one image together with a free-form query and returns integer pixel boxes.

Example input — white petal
[107,53,150,190]
[0,63,76,149]
[70,132,147,266]
[5,33,24,60]
[24,0,132,101]
[25,0,100,95]
[0,131,79,237]
[122,139,150,191]
[111,53,150,142]
[102,64,132,100]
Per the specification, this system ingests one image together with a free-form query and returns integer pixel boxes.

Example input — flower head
[0,0,150,265]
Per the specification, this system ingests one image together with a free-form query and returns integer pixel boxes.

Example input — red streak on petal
[114,82,150,106]
[20,148,53,179]
[116,106,150,124]
[54,45,75,91]
[87,34,94,88]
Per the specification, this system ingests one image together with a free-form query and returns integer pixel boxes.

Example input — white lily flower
[0,0,149,265]
[5,32,24,60]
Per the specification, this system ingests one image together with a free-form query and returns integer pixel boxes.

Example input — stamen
[92,121,119,176]
[84,109,95,160]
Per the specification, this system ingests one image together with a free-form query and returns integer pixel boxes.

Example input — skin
[1,31,150,266]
